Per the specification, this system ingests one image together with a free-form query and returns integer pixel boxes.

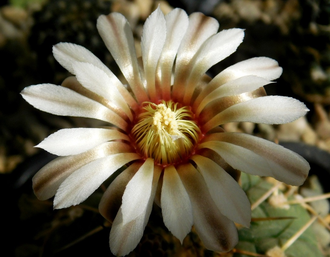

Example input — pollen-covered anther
[132,101,200,165]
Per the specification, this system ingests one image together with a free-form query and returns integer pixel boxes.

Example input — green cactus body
[236,173,324,257]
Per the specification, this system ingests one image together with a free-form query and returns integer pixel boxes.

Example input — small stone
[316,120,330,140]
[111,0,140,28]
[316,140,330,152]
[239,122,255,134]
[233,0,262,23]
[277,116,308,142]
[257,123,276,141]
[1,6,28,26]
[311,64,327,82]
[7,155,23,173]
[135,0,153,20]
[314,103,330,140]
[0,11,24,41]
[223,122,241,133]
[213,2,240,25]
[156,1,173,15]
[301,123,318,145]
[324,138,330,152]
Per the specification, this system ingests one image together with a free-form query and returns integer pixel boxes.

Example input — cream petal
[60,76,132,122]
[202,132,310,185]
[53,43,108,75]
[36,128,129,156]
[21,84,128,130]
[178,163,238,252]
[121,158,154,225]
[200,141,278,176]
[161,165,193,243]
[191,155,251,227]
[72,62,133,120]
[172,12,219,101]
[210,75,270,98]
[175,12,219,67]
[203,96,309,132]
[97,13,148,103]
[199,141,308,186]
[110,165,161,256]
[33,142,132,200]
[198,87,266,124]
[183,28,245,105]
[141,7,166,101]
[99,162,142,222]
[54,153,140,209]
[198,146,241,182]
[217,56,283,82]
[110,208,145,256]
[194,57,282,107]
[54,43,138,111]
[196,75,270,115]
[156,8,189,100]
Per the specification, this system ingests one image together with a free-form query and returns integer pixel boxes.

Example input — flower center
[131,101,200,166]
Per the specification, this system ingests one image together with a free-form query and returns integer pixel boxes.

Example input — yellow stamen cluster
[132,101,200,165]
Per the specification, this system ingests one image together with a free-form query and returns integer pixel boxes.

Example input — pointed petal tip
[53,200,79,210]
[53,198,70,210]
[20,85,32,98]
[53,186,80,209]
[52,43,60,52]
[34,142,42,149]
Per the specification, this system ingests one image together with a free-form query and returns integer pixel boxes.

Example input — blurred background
[1,0,330,256]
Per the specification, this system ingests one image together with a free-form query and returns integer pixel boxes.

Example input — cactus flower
[21,7,310,256]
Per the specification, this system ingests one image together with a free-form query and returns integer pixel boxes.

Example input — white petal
[36,128,129,156]
[183,28,245,104]
[216,56,283,83]
[53,43,138,111]
[178,163,238,252]
[176,12,219,67]
[33,142,132,201]
[110,208,145,256]
[54,153,140,209]
[203,96,309,132]
[110,165,161,256]
[52,43,107,75]
[121,158,154,224]
[97,13,148,103]
[201,141,275,175]
[72,62,132,120]
[194,57,282,107]
[173,12,219,101]
[21,84,128,130]
[212,75,270,97]
[196,75,270,115]
[156,8,189,100]
[161,165,193,243]
[191,155,251,227]
[141,7,166,101]
[99,162,141,222]
[199,141,308,186]
[202,132,310,185]
[197,87,266,125]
